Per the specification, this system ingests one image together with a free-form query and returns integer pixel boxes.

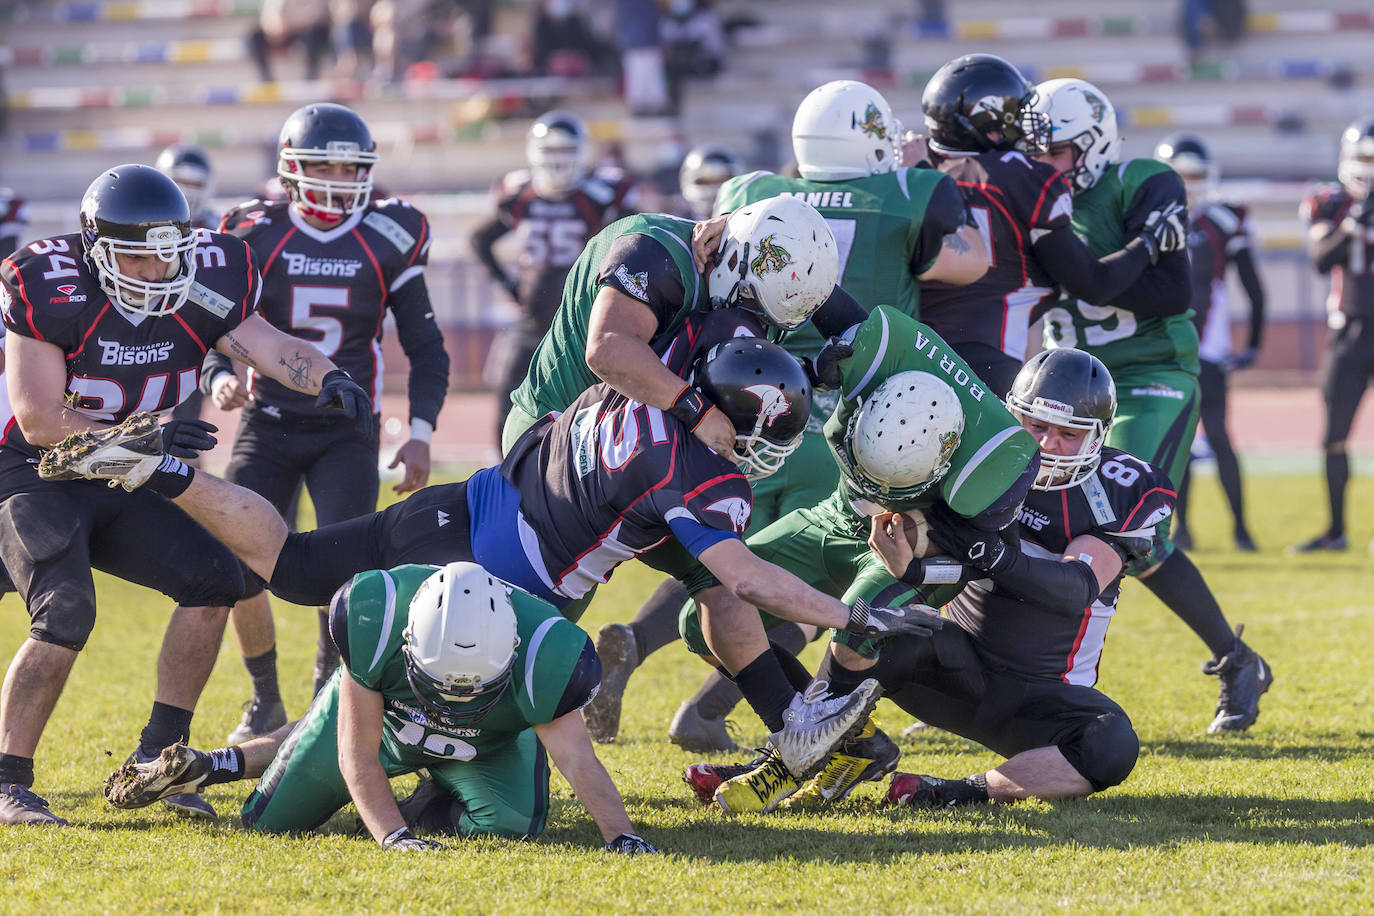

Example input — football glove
[801,336,854,391]
[925,503,1018,576]
[1138,202,1188,265]
[159,418,218,458]
[381,826,445,851]
[1221,347,1258,373]
[845,597,944,639]
[316,369,376,438]
[604,833,659,855]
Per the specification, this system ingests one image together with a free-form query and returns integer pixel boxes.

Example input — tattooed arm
[212,313,339,395]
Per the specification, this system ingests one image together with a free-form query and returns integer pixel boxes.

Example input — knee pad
[1058,711,1139,792]
[172,554,247,609]
[0,496,82,566]
[29,584,98,651]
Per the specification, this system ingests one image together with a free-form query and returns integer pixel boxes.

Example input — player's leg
[1293,324,1366,551]
[1197,359,1253,549]
[303,420,382,693]
[424,729,552,840]
[495,325,541,451]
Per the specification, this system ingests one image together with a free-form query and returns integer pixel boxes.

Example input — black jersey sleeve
[552,640,603,719]
[595,232,688,328]
[1032,228,1151,304]
[812,284,868,337]
[652,438,754,552]
[909,173,971,274]
[1233,245,1266,351]
[388,272,450,427]
[1,239,96,347]
[1094,450,1177,553]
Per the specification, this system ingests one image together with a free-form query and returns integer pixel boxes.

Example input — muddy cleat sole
[682,760,756,805]
[226,697,288,745]
[106,743,211,809]
[713,747,798,814]
[0,783,68,826]
[583,623,638,744]
[668,701,739,753]
[38,412,163,490]
[771,678,882,780]
[783,718,900,809]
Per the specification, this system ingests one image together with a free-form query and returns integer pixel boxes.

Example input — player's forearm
[917,225,989,286]
[1035,229,1151,304]
[586,330,694,409]
[1106,251,1192,317]
[470,217,514,287]
[15,405,106,447]
[404,344,450,428]
[199,350,236,395]
[342,751,407,843]
[537,720,634,843]
[729,563,848,630]
[1233,248,1266,350]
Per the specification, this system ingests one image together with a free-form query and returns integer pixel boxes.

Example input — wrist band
[667,385,714,432]
[409,418,434,444]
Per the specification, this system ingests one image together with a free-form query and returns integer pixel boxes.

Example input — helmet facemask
[1339,130,1374,200]
[1032,79,1121,194]
[88,224,199,317]
[279,142,378,221]
[1007,393,1113,491]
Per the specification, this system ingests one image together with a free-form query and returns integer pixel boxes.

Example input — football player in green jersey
[680,306,1039,812]
[103,562,656,853]
[588,80,990,751]
[1031,78,1272,734]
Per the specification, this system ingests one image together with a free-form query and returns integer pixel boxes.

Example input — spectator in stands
[249,0,333,82]
[616,0,669,116]
[331,0,376,80]
[1180,0,1248,64]
[661,0,726,115]
[532,0,615,77]
[371,0,431,83]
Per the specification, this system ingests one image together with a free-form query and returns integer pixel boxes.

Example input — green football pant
[242,672,551,839]
[679,490,962,658]
[1105,363,1199,571]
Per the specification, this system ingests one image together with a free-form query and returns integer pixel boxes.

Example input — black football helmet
[527,109,590,195]
[1007,348,1116,491]
[277,102,378,222]
[693,338,811,480]
[1338,116,1374,199]
[79,164,198,317]
[1154,132,1216,203]
[922,53,1051,156]
[154,145,215,216]
[680,145,742,219]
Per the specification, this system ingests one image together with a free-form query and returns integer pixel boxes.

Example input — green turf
[1,472,1371,914]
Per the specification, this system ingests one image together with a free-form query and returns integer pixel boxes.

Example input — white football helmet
[843,372,965,503]
[706,195,838,330]
[680,145,742,219]
[1031,78,1122,194]
[1338,117,1374,200]
[527,109,591,195]
[793,80,903,181]
[402,562,520,725]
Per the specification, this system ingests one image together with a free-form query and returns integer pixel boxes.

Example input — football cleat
[1203,625,1273,733]
[782,716,900,809]
[38,412,163,491]
[583,623,639,744]
[1287,532,1347,554]
[770,678,881,780]
[162,790,216,820]
[682,759,760,805]
[668,701,739,753]
[226,696,288,745]
[0,783,68,826]
[886,772,987,808]
[713,746,799,814]
[1234,531,1258,552]
[105,743,212,809]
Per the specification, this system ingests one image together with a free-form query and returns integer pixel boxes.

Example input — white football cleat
[38,412,164,491]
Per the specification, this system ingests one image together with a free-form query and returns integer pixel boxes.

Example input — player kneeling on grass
[104,562,656,853]
[835,348,1162,807]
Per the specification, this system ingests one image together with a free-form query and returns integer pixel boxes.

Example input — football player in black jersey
[913,53,1188,398]
[206,103,450,743]
[1155,133,1265,552]
[45,340,954,790]
[827,349,1168,806]
[1291,117,1374,553]
[471,110,639,443]
[0,164,372,826]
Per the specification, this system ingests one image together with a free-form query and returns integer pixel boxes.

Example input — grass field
[1,471,1372,914]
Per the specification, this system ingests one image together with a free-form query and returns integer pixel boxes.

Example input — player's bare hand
[901,130,933,168]
[693,406,737,459]
[211,373,249,410]
[869,512,915,578]
[389,438,431,494]
[692,214,729,272]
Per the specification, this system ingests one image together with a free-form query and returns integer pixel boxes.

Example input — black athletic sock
[314,609,340,695]
[0,753,35,788]
[1141,549,1236,657]
[145,455,195,498]
[1325,449,1349,537]
[734,649,797,733]
[772,640,814,693]
[139,702,194,758]
[200,746,247,786]
[815,647,874,698]
[1211,431,1248,535]
[1175,460,1192,536]
[687,669,745,721]
[629,579,689,661]
[243,647,281,706]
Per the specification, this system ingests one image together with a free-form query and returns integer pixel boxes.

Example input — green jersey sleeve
[510,590,597,725]
[336,565,436,691]
[825,306,1037,517]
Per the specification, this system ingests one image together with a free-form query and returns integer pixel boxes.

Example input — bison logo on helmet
[743,383,791,429]
[702,496,752,534]
[749,235,791,278]
[854,102,888,140]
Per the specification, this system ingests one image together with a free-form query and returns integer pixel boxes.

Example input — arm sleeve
[1312,225,1353,275]
[470,213,515,289]
[199,349,236,394]
[993,551,1102,615]
[595,233,688,329]
[1032,226,1152,303]
[668,514,740,557]
[1232,246,1266,351]
[389,273,450,427]
[811,284,869,337]
[551,641,603,718]
[1108,170,1193,316]
[908,175,970,274]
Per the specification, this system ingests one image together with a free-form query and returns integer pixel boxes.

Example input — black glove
[604,833,659,854]
[801,336,853,391]
[381,826,445,851]
[159,418,218,459]
[667,384,719,433]
[1138,202,1188,265]
[845,596,945,639]
[1221,347,1257,373]
[925,503,1018,576]
[316,369,376,438]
